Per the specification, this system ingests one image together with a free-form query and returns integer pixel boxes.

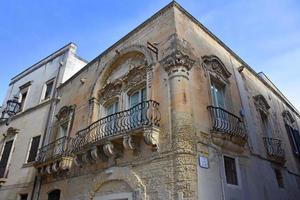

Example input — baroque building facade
[1,2,300,200]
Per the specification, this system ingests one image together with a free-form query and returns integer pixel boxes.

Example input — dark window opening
[48,189,60,200]
[274,168,284,188]
[0,140,13,178]
[27,135,41,163]
[20,194,28,200]
[20,91,28,111]
[224,156,238,185]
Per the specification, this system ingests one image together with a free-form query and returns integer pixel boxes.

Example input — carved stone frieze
[160,50,195,77]
[202,55,231,82]
[98,80,122,104]
[55,105,76,121]
[253,94,270,114]
[122,66,147,92]
[282,110,295,124]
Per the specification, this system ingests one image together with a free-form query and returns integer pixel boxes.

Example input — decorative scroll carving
[59,157,73,170]
[143,127,160,149]
[161,50,195,77]
[202,55,231,82]
[55,105,76,121]
[122,66,147,92]
[254,94,270,114]
[90,146,100,161]
[123,135,135,150]
[74,155,84,167]
[103,142,115,157]
[98,81,122,104]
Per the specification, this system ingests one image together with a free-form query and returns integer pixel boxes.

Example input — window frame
[127,87,146,109]
[0,137,16,179]
[41,78,55,101]
[223,155,240,187]
[25,135,41,164]
[208,75,228,109]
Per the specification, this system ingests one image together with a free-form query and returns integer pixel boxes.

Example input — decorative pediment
[3,127,19,138]
[282,110,295,124]
[202,55,232,81]
[56,105,76,121]
[253,94,270,113]
[161,50,195,76]
[98,80,123,104]
[122,66,146,91]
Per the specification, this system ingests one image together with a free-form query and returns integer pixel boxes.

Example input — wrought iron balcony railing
[263,137,285,163]
[36,136,72,163]
[72,100,160,153]
[207,106,247,139]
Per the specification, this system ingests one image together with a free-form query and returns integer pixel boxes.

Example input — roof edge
[9,42,78,85]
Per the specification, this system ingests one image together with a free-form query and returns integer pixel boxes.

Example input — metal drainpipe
[31,52,66,200]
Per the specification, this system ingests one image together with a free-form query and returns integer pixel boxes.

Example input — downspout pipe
[31,51,67,200]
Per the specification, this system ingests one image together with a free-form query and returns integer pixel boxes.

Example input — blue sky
[1,0,300,110]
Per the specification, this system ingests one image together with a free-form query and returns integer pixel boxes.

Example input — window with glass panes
[129,88,146,127]
[27,135,41,163]
[210,80,225,108]
[44,80,54,100]
[105,101,119,133]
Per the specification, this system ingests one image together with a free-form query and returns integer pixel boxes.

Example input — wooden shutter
[0,140,13,178]
[27,136,41,163]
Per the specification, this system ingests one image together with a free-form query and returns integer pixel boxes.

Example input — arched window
[48,189,60,200]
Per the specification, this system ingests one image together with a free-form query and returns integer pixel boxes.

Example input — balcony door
[129,88,146,128]
[210,80,226,109]
[105,101,119,135]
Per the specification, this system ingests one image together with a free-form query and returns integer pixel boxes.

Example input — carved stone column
[161,50,197,200]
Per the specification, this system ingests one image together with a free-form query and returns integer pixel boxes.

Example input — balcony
[72,100,160,166]
[263,137,286,164]
[34,136,73,175]
[207,106,247,152]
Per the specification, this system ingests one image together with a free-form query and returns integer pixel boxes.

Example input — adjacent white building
[0,43,86,200]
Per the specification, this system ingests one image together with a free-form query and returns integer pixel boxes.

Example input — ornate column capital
[160,50,195,77]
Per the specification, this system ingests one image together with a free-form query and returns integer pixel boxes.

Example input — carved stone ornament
[253,94,270,114]
[143,127,160,148]
[103,142,115,157]
[160,50,195,76]
[122,66,147,92]
[282,110,295,124]
[55,105,76,121]
[123,135,135,150]
[98,80,122,104]
[4,127,19,138]
[202,55,232,81]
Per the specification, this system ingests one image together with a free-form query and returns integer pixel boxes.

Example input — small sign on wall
[199,156,209,169]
